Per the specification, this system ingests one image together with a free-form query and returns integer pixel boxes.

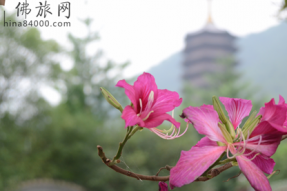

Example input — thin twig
[97,145,233,182]
[156,165,173,176]
[224,171,241,182]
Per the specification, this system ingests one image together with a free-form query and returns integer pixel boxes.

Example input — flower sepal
[231,161,238,166]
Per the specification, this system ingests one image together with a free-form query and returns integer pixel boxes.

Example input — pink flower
[170,96,287,191]
[159,182,168,191]
[116,72,184,138]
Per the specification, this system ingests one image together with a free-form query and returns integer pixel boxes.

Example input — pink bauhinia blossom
[116,72,186,139]
[170,96,287,191]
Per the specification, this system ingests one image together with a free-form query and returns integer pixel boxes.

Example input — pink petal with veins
[251,121,285,137]
[194,137,218,147]
[170,145,226,189]
[121,105,144,128]
[236,155,272,191]
[219,97,252,129]
[133,72,158,109]
[234,134,281,157]
[116,79,137,111]
[244,150,275,174]
[144,113,180,128]
[152,89,182,114]
[183,105,225,143]
[260,98,287,132]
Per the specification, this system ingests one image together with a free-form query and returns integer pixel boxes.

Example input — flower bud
[241,110,257,131]
[212,96,235,138]
[100,87,123,112]
[212,96,228,123]
[159,182,168,191]
[242,115,262,139]
[218,123,233,143]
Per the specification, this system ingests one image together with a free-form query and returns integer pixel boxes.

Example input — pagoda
[182,1,237,88]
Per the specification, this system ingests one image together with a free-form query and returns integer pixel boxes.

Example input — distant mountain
[148,52,183,92]
[236,22,287,100]
[148,22,287,99]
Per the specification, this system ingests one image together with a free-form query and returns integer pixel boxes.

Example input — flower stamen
[149,115,189,140]
[137,98,143,116]
[142,111,154,121]
[244,135,262,157]
[145,91,154,111]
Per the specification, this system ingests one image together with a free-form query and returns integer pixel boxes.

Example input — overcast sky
[3,0,283,78]
[2,0,284,104]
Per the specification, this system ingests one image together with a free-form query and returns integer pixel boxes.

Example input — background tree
[0,10,61,123]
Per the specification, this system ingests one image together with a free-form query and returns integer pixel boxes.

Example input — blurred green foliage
[0,10,287,191]
[281,0,287,11]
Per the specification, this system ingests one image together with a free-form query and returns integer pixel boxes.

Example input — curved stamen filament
[149,122,189,140]
[142,111,154,121]
[227,129,248,159]
[244,135,262,157]
[226,145,232,159]
[226,144,238,159]
[229,129,263,162]
[238,129,247,156]
[241,153,260,161]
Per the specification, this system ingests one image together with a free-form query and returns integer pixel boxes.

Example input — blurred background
[1,0,287,190]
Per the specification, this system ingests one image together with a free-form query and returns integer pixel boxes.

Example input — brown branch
[194,162,233,182]
[97,135,287,183]
[97,145,233,182]
[97,145,169,181]
[282,135,287,141]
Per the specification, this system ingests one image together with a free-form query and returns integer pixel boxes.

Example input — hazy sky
[3,0,283,78]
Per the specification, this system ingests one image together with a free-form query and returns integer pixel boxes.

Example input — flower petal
[234,134,281,157]
[144,113,180,128]
[278,95,286,105]
[244,150,275,174]
[133,72,158,109]
[278,95,287,127]
[219,97,252,129]
[236,155,272,191]
[260,98,287,133]
[183,105,225,143]
[170,145,226,189]
[251,121,285,137]
[121,105,145,128]
[152,89,182,114]
[194,137,218,147]
[159,182,168,191]
[116,79,138,111]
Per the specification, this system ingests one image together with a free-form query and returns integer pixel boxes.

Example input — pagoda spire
[207,0,213,24]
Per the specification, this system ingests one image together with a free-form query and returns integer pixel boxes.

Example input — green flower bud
[100,87,123,112]
[212,96,236,138]
[242,115,262,139]
[218,122,233,143]
[241,110,257,131]
[212,96,228,124]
